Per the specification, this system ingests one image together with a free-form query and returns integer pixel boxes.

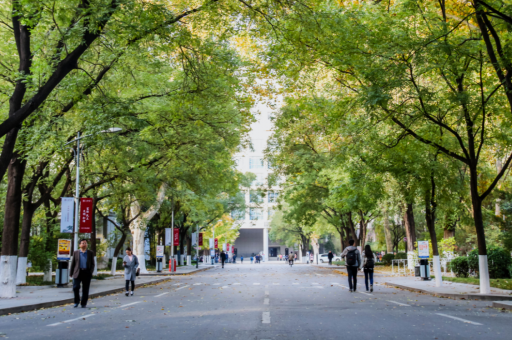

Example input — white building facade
[232,105,289,261]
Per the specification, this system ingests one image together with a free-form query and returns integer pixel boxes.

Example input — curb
[1,267,213,316]
[384,282,512,301]
[136,266,214,276]
[492,301,512,311]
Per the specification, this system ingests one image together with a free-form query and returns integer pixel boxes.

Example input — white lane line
[262,312,271,324]
[221,286,229,289]
[311,283,319,285]
[117,301,143,309]
[358,291,373,296]
[233,283,241,285]
[264,298,269,305]
[173,283,183,286]
[253,283,260,285]
[47,314,95,327]
[331,283,340,285]
[213,283,221,285]
[193,283,202,286]
[176,285,190,291]
[155,292,169,297]
[315,274,323,277]
[387,300,410,307]
[436,313,482,325]
[272,283,280,285]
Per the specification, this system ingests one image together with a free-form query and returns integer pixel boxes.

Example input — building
[232,103,289,261]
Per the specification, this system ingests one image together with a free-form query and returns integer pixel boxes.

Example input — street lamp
[66,128,122,251]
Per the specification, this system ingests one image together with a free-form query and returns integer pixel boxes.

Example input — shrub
[395,253,407,260]
[467,245,512,279]
[381,254,395,265]
[450,256,469,278]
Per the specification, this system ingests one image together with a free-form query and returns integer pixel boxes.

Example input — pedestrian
[341,239,362,292]
[309,253,313,264]
[250,256,254,264]
[328,251,334,265]
[123,247,139,296]
[69,239,95,308]
[288,252,294,266]
[241,256,244,264]
[362,244,376,292]
[220,251,226,268]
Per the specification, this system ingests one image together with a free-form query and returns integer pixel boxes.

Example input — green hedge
[395,253,408,260]
[450,256,469,278]
[381,254,395,265]
[467,245,512,279]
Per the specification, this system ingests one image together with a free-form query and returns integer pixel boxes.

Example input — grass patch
[93,274,111,280]
[441,276,512,291]
[332,261,346,266]
[24,276,54,286]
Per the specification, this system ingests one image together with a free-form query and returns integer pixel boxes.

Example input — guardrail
[391,258,455,277]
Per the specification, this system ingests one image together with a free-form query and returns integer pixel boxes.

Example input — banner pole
[73,132,80,251]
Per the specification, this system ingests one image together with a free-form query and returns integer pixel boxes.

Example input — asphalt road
[0,263,510,339]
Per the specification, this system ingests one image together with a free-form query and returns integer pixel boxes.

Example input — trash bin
[414,265,420,277]
[419,259,430,280]
[156,258,162,272]
[56,261,69,287]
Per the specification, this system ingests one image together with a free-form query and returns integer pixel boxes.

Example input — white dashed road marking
[386,300,410,307]
[155,292,169,297]
[436,313,482,325]
[272,283,280,285]
[262,312,271,324]
[176,285,190,291]
[117,301,142,309]
[358,291,373,296]
[193,283,202,286]
[47,314,95,327]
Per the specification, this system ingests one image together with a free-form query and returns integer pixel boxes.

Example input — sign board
[60,198,74,233]
[57,239,72,261]
[418,241,430,259]
[198,233,203,246]
[227,243,230,251]
[209,238,214,248]
[165,228,172,246]
[79,198,93,233]
[214,238,218,249]
[192,233,197,246]
[210,249,215,256]
[156,245,164,258]
[173,228,180,246]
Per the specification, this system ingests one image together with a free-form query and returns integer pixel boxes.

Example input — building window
[268,209,275,219]
[250,208,262,220]
[231,210,245,220]
[250,191,264,203]
[252,174,266,186]
[268,191,279,203]
[249,158,264,169]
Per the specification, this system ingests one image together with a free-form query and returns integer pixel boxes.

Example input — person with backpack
[362,245,376,292]
[340,240,362,292]
[328,251,334,265]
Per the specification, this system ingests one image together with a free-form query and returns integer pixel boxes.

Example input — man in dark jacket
[69,239,95,307]
[220,251,226,268]
[340,240,362,292]
[328,251,334,265]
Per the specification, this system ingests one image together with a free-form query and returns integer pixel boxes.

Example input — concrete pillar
[180,254,185,266]
[263,228,269,262]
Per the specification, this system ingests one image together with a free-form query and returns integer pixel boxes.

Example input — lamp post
[196,224,199,269]
[66,128,122,251]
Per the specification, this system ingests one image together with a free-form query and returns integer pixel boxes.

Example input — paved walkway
[2,266,214,316]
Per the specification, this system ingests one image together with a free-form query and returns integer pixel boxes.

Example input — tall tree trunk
[0,154,26,298]
[383,210,393,253]
[404,203,417,252]
[16,202,37,285]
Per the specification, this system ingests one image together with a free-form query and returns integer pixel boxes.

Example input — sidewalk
[2,265,214,316]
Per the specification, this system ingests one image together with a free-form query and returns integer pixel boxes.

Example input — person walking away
[241,256,244,264]
[123,247,139,296]
[341,240,362,292]
[250,256,254,264]
[220,251,226,268]
[328,251,334,265]
[289,252,294,266]
[69,239,95,308]
[362,245,376,292]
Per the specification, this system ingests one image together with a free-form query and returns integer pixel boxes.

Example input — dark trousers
[221,260,225,268]
[347,266,358,291]
[328,258,333,265]
[364,268,374,290]
[125,280,135,291]
[73,269,92,306]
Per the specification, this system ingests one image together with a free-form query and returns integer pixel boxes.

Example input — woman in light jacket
[362,244,376,292]
[123,247,139,296]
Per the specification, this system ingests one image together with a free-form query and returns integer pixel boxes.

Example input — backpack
[346,249,357,266]
[365,255,374,269]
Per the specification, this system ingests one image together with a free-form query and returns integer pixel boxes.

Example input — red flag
[198,233,203,246]
[173,228,179,246]
[214,238,218,249]
[79,198,93,233]
[227,243,230,251]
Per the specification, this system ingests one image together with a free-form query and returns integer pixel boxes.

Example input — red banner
[173,228,179,246]
[227,243,230,251]
[79,198,93,233]
[214,238,218,249]
[198,233,203,246]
